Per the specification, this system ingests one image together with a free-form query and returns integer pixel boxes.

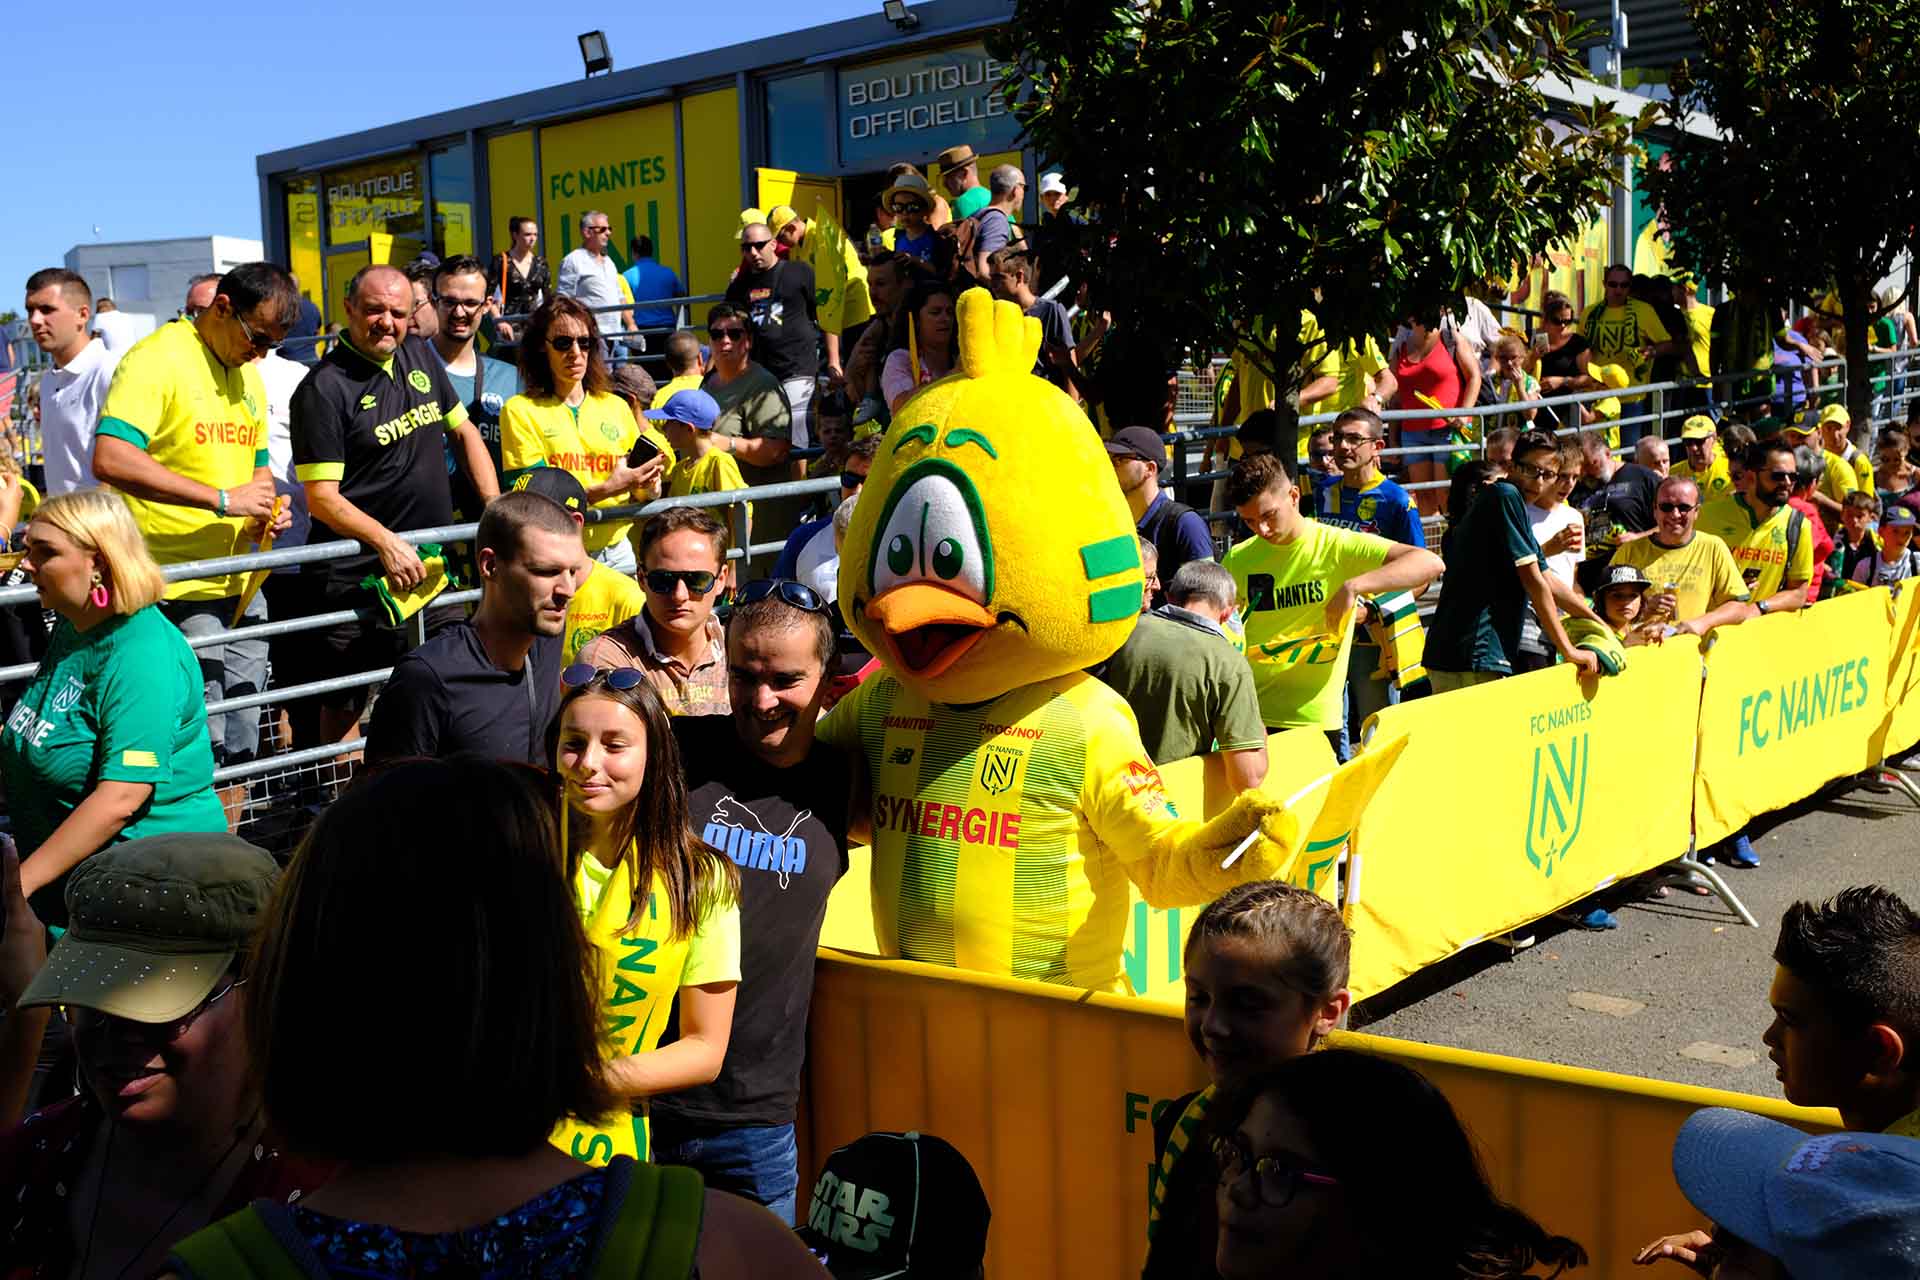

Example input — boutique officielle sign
[837,42,1019,167]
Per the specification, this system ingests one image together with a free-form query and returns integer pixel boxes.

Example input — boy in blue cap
[650,389,751,515]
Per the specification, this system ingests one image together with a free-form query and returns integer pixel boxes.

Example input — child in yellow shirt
[648,389,752,530]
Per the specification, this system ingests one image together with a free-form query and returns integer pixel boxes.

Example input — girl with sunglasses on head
[501,296,671,576]
[548,668,741,1170]
[1208,1050,1588,1280]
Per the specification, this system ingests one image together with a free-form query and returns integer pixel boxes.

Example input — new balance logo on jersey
[888,746,915,765]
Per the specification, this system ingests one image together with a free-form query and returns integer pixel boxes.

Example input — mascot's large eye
[932,537,964,580]
[872,472,989,605]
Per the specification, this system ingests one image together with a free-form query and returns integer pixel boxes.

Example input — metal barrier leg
[1655,846,1761,929]
[1867,759,1920,809]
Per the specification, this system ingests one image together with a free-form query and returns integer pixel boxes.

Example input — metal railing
[6,337,1917,850]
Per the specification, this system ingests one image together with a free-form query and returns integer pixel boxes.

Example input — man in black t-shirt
[365,484,581,767]
[725,223,821,449]
[290,265,497,741]
[654,582,849,1226]
[1572,427,1662,593]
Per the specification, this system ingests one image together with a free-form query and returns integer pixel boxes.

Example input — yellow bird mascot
[821,288,1296,992]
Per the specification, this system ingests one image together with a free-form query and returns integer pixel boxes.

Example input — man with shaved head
[726,219,821,451]
[289,263,491,743]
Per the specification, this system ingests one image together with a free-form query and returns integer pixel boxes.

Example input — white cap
[1039,172,1067,197]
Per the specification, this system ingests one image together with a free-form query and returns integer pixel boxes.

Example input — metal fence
[7,314,1918,850]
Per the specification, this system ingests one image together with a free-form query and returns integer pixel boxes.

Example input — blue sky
[1,2,879,317]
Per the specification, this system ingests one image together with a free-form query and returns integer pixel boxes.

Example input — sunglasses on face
[741,239,772,251]
[548,335,592,353]
[1657,501,1698,514]
[889,202,926,214]
[1764,469,1799,482]
[645,568,719,596]
[72,976,247,1045]
[736,578,829,612]
[584,225,611,235]
[710,327,748,343]
[560,663,646,691]
[232,307,274,354]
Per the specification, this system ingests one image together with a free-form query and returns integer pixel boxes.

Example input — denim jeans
[650,1116,800,1225]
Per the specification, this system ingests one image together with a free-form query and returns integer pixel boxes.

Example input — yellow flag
[808,200,873,335]
[1280,730,1410,900]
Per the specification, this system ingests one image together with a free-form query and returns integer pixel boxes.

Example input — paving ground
[1353,775,1920,1103]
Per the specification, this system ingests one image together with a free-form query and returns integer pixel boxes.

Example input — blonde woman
[0,489,225,924]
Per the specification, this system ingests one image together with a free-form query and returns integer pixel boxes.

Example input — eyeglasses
[71,976,247,1044]
[437,295,486,313]
[710,327,748,343]
[1332,432,1378,447]
[1515,463,1561,481]
[1764,469,1799,482]
[547,335,592,354]
[1657,501,1698,514]
[737,578,830,612]
[741,239,773,251]
[182,306,207,321]
[1211,1133,1339,1208]
[644,568,719,596]
[231,305,273,354]
[840,470,866,488]
[561,663,646,691]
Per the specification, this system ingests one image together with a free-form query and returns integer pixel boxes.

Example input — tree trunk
[1842,273,1874,437]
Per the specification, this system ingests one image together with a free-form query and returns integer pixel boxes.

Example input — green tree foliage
[989,0,1637,417]
[1645,0,1920,424]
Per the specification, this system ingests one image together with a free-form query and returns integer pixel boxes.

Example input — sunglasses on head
[737,578,830,612]
[645,568,719,596]
[548,334,592,353]
[561,663,646,691]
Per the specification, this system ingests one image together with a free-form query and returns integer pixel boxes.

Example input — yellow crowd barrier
[1348,641,1703,999]
[798,949,1839,1280]
[820,588,1920,1009]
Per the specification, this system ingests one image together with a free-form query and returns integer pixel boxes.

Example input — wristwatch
[1755,598,1770,615]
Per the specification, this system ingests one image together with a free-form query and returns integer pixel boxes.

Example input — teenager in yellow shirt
[1781,413,1858,528]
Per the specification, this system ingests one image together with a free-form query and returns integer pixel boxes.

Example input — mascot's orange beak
[864,583,997,681]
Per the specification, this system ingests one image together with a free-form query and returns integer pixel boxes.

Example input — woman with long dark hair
[500,296,668,575]
[548,668,740,1168]
[881,279,960,415]
[1209,1050,1587,1279]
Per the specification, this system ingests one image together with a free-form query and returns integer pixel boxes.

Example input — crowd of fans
[0,132,1918,1275]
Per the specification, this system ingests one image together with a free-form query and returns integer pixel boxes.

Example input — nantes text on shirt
[1223,521,1392,730]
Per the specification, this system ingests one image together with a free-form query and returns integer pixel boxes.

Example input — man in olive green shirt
[1093,560,1268,793]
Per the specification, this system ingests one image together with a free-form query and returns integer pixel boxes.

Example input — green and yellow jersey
[553,853,740,1167]
[818,670,1213,992]
[501,391,672,555]
[563,562,645,666]
[1670,453,1733,499]
[1698,495,1815,599]
[96,319,269,599]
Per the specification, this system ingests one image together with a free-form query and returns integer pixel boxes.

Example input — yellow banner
[1694,589,1893,847]
[801,950,1837,1280]
[1348,642,1701,1001]
[1874,584,1920,760]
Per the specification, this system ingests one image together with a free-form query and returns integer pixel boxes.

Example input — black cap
[1236,407,1286,451]
[796,1131,990,1279]
[510,467,590,515]
[1103,426,1167,470]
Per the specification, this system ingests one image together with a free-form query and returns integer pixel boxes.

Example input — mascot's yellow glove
[1132,789,1303,909]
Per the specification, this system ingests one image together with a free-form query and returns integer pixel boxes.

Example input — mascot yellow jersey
[825,288,1298,992]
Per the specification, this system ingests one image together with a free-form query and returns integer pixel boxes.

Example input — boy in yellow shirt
[649,389,752,532]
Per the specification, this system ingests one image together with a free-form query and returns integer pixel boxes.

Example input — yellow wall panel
[682,88,744,303]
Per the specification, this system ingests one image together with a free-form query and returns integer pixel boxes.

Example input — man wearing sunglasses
[93,262,299,778]
[1606,474,1750,637]
[652,578,850,1223]
[579,507,733,715]
[367,486,581,766]
[724,222,821,454]
[1698,439,1816,616]
[556,209,631,349]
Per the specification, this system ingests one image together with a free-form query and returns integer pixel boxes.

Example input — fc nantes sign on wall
[539,103,680,276]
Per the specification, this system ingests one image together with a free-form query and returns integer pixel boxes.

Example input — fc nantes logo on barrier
[1524,732,1588,878]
